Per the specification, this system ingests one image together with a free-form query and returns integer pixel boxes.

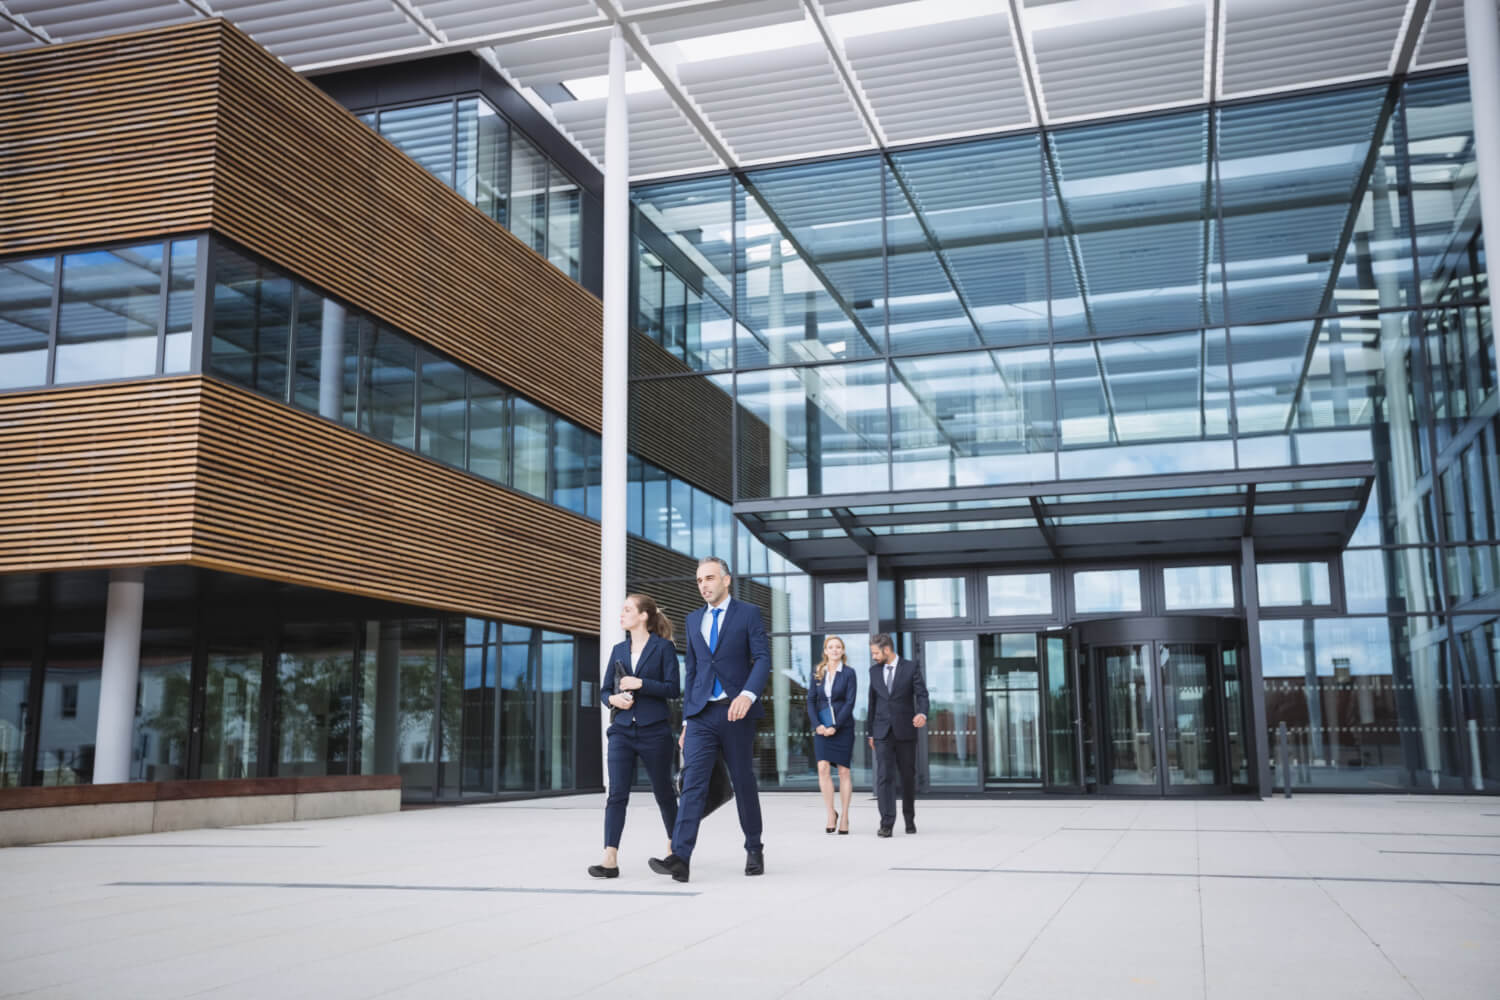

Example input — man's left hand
[727,693,753,722]
[913,713,927,728]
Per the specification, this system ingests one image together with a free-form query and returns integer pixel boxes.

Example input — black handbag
[675,749,735,817]
[608,660,628,722]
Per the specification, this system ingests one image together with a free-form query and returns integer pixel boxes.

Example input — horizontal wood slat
[0,20,602,433]
[0,378,600,635]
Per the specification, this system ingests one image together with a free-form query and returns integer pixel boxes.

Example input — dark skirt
[814,725,855,767]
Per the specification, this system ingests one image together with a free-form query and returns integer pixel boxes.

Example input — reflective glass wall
[0,569,595,799]
[628,71,1497,794]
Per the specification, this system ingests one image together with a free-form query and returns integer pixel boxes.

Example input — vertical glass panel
[584,429,602,518]
[458,97,510,225]
[823,580,866,622]
[1328,92,1416,312]
[467,375,510,484]
[1074,569,1141,614]
[662,269,687,358]
[1217,85,1388,325]
[1405,75,1484,302]
[1163,565,1236,610]
[512,397,549,498]
[980,633,1041,781]
[903,577,966,619]
[37,631,102,785]
[713,496,734,559]
[892,347,1056,488]
[380,101,454,187]
[735,164,883,368]
[0,661,29,788]
[0,256,54,389]
[202,632,262,780]
[1455,616,1500,792]
[692,487,715,556]
[1262,617,1459,790]
[552,417,588,515]
[57,244,163,384]
[418,349,466,467]
[626,454,644,536]
[460,619,497,795]
[987,573,1053,617]
[290,285,325,413]
[389,619,439,792]
[360,325,416,450]
[889,135,1049,351]
[1097,643,1156,786]
[437,617,464,797]
[538,631,574,790]
[338,313,365,429]
[635,241,665,342]
[499,624,536,790]
[643,462,670,547]
[547,166,581,280]
[741,573,812,634]
[1258,562,1331,606]
[670,477,694,554]
[163,239,197,374]
[510,134,549,256]
[1221,643,1249,785]
[1161,642,1219,786]
[209,244,290,397]
[1048,110,1214,336]
[1044,634,1078,786]
[132,627,193,781]
[922,637,979,787]
[276,621,354,776]
[736,361,890,499]
[633,175,735,318]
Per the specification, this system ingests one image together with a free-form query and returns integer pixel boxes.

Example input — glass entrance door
[1080,617,1244,796]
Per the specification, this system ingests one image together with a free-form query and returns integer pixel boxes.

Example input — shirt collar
[707,594,732,614]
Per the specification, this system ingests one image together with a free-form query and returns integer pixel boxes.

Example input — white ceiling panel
[843,12,1031,141]
[553,89,722,177]
[678,43,871,162]
[1030,2,1206,120]
[422,0,598,38]
[5,0,193,42]
[1413,0,1500,67]
[213,0,431,62]
[1222,0,1409,97]
[492,26,638,85]
[634,0,803,45]
[0,14,42,49]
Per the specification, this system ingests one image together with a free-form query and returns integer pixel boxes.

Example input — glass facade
[0,569,593,799]
[628,70,1499,796]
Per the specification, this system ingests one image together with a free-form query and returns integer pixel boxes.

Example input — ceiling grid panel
[1221,0,1410,98]
[211,0,432,63]
[423,0,598,37]
[4,0,194,42]
[553,89,721,176]
[1413,0,1499,67]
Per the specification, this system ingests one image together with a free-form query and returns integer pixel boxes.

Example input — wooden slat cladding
[0,23,221,250]
[210,26,602,431]
[0,20,602,433]
[193,377,599,633]
[0,380,200,570]
[0,378,598,634]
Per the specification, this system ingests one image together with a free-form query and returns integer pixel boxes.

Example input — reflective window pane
[551,417,588,515]
[359,325,416,450]
[210,243,290,397]
[1163,566,1235,610]
[987,573,1052,617]
[539,631,574,790]
[202,636,261,780]
[903,577,966,619]
[922,637,979,787]
[380,101,454,188]
[547,166,581,280]
[418,349,466,467]
[1074,569,1141,613]
[511,134,549,256]
[457,97,509,225]
[512,397,549,499]
[0,256,54,389]
[58,245,163,384]
[823,579,895,623]
[276,621,354,776]
[1258,562,1332,607]
[132,627,193,781]
[468,376,510,485]
[164,239,197,374]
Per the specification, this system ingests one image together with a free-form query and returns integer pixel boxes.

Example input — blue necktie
[709,607,723,698]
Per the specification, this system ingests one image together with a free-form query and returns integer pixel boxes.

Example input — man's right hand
[867,737,874,750]
[679,728,686,750]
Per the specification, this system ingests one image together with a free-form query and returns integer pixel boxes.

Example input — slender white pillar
[1467,0,1500,376]
[599,26,630,788]
[319,299,347,421]
[93,567,145,784]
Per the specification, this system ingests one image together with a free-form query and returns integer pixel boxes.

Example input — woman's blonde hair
[813,635,848,683]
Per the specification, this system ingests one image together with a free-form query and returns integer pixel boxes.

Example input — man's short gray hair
[697,556,732,577]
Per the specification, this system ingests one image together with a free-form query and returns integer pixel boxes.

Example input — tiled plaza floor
[2,793,1497,998]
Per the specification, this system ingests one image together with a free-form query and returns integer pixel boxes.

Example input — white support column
[319,299,347,421]
[599,26,630,788]
[93,567,145,785]
[1467,0,1500,375]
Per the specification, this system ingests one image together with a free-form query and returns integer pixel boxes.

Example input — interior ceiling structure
[0,0,1489,181]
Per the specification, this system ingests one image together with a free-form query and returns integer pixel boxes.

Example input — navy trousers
[671,700,762,861]
[603,720,677,849]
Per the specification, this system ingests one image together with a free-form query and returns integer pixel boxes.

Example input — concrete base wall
[0,789,400,847]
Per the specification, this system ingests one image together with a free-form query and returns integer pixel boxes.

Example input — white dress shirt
[699,594,757,703]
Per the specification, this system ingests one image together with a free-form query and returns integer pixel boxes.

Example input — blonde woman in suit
[807,635,857,835]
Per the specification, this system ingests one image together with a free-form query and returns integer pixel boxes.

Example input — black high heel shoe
[826,810,839,834]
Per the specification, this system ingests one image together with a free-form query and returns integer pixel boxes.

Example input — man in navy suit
[866,633,928,837]
[649,556,770,882]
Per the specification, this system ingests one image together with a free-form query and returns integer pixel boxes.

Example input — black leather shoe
[905,821,917,834]
[877,826,893,838]
[587,865,619,879]
[745,848,765,876]
[649,854,690,883]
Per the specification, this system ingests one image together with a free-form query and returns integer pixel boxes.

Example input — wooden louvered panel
[193,377,598,633]
[0,20,603,434]
[0,380,200,569]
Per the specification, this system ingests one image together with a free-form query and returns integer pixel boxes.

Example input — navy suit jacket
[806,666,857,733]
[682,598,771,720]
[601,633,679,728]
[866,657,930,742]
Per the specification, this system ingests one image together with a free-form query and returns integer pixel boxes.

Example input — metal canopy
[734,461,1376,573]
[0,0,1487,181]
